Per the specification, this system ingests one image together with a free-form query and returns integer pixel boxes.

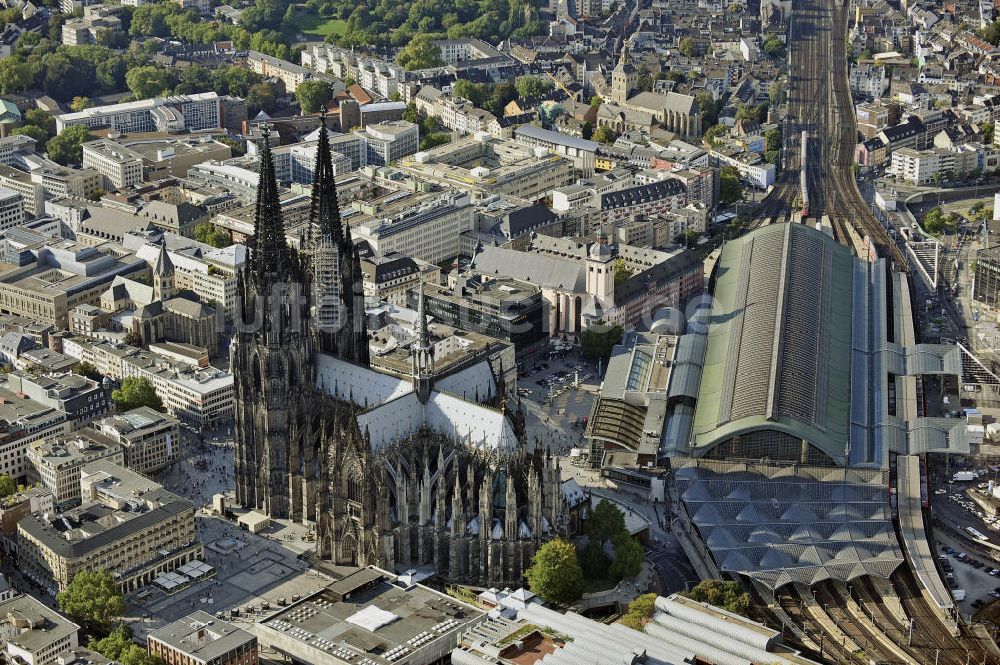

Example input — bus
[967,526,989,542]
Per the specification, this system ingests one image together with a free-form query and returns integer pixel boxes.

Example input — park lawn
[292,13,348,38]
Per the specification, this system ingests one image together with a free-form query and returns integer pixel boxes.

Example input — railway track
[891,565,1000,665]
[814,581,906,664]
[777,589,855,664]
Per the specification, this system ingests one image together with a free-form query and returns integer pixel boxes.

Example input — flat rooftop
[259,568,482,665]
[149,610,255,660]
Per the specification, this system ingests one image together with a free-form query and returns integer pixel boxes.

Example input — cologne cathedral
[231,121,565,586]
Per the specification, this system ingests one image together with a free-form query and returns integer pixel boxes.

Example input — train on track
[799,130,809,218]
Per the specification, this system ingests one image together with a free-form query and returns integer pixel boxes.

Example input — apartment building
[61,13,120,45]
[82,139,144,191]
[0,595,79,665]
[148,612,257,665]
[600,179,688,225]
[413,86,497,135]
[56,93,223,135]
[174,0,210,14]
[0,188,23,231]
[247,51,317,92]
[890,144,982,184]
[18,460,202,595]
[94,406,180,474]
[26,429,124,506]
[707,148,776,188]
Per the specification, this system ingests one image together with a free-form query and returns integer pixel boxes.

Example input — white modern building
[82,139,144,191]
[55,93,223,135]
[365,121,420,166]
[0,187,24,231]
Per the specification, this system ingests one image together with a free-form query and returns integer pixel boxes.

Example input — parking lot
[936,539,1000,618]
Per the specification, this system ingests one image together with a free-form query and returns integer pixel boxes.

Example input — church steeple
[412,279,434,404]
[152,238,174,301]
[253,125,292,288]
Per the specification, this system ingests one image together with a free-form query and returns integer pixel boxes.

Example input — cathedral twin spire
[245,114,369,365]
[252,124,295,289]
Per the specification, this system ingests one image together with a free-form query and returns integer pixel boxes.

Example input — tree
[579,540,610,579]
[586,499,626,543]
[581,121,593,140]
[704,124,726,145]
[70,96,91,112]
[57,570,126,632]
[397,34,442,70]
[696,91,720,128]
[295,79,332,114]
[525,539,584,604]
[420,132,451,150]
[74,361,102,381]
[124,330,144,348]
[403,102,420,124]
[125,65,175,100]
[983,20,1000,45]
[983,121,995,145]
[590,95,603,108]
[515,74,553,100]
[762,34,784,57]
[91,625,163,665]
[678,36,696,57]
[609,533,644,580]
[620,593,657,630]
[452,79,484,106]
[194,222,231,248]
[593,124,616,144]
[686,579,751,617]
[112,376,164,412]
[46,125,93,166]
[0,475,15,498]
[11,125,48,144]
[245,82,277,113]
[580,323,624,360]
[719,165,743,206]
[613,257,630,283]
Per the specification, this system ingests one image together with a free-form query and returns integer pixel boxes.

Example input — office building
[3,372,108,425]
[0,595,79,665]
[95,407,180,474]
[353,191,476,264]
[18,460,203,595]
[0,187,23,232]
[414,276,547,359]
[26,429,124,506]
[56,93,223,135]
[364,121,419,166]
[82,139,144,191]
[148,612,257,665]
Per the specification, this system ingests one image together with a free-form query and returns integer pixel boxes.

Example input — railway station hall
[664,222,968,595]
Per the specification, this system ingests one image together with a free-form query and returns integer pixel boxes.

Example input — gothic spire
[310,111,343,246]
[417,279,430,352]
[253,124,290,286]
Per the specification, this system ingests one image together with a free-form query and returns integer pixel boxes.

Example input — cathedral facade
[231,121,564,587]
